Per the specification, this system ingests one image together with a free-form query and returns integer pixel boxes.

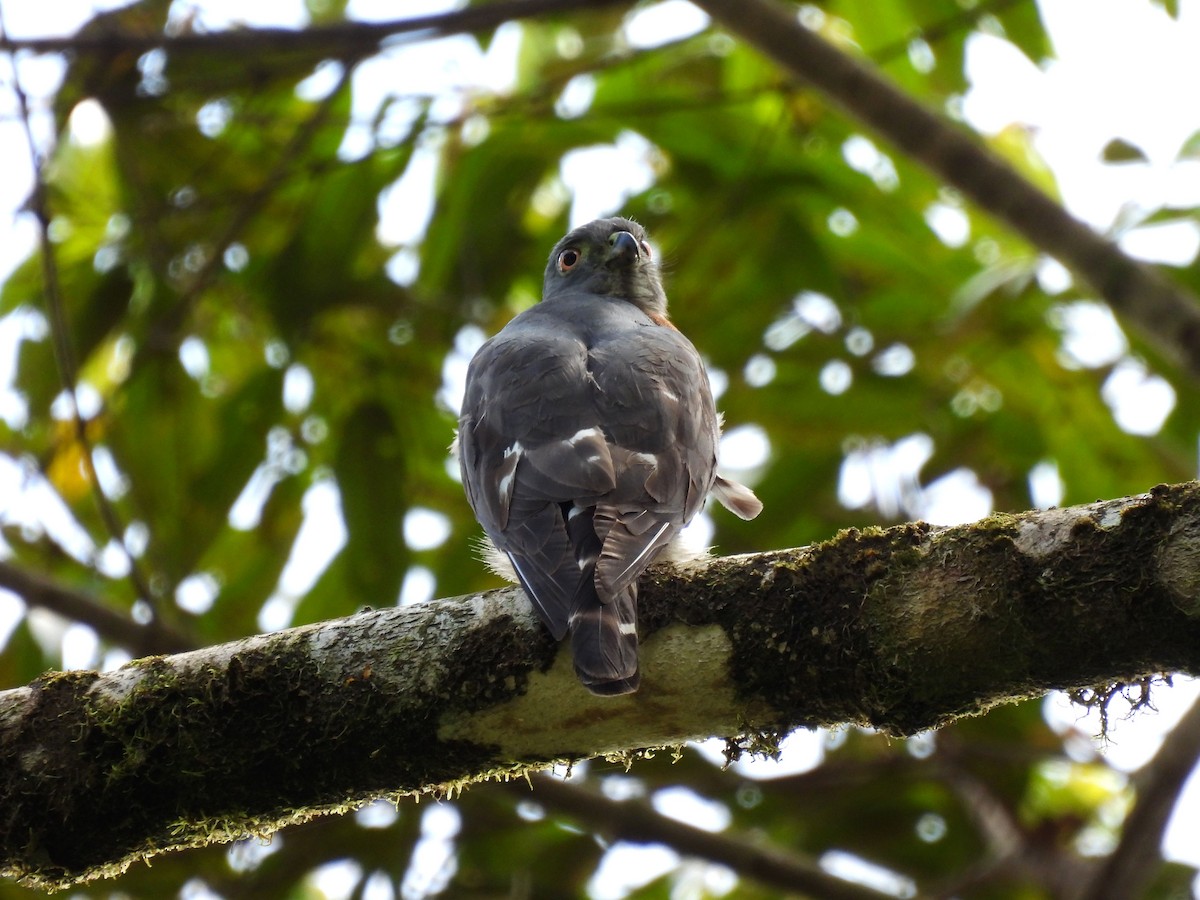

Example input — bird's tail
[569,580,640,696]
[561,502,639,694]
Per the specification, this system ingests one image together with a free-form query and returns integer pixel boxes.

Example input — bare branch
[0,561,192,655]
[146,63,354,349]
[868,0,1027,65]
[1082,694,1200,899]
[508,774,907,900]
[0,0,629,61]
[931,754,1093,898]
[0,11,159,614]
[692,0,1200,380]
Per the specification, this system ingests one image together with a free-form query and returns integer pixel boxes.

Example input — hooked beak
[608,230,641,264]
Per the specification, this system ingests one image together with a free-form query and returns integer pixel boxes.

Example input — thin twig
[146,64,354,348]
[0,0,629,59]
[868,0,1030,65]
[933,748,1098,899]
[0,8,159,614]
[692,0,1200,381]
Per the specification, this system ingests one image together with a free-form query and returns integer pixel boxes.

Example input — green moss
[3,608,558,890]
[636,486,1200,740]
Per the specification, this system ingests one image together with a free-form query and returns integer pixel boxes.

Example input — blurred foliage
[1,0,1198,897]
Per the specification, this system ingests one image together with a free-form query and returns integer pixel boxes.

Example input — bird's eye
[639,241,653,259]
[558,249,580,272]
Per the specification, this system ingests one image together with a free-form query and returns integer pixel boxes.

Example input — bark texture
[4,483,1200,888]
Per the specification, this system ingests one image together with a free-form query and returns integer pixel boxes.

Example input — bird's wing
[458,314,618,639]
[459,300,723,640]
[583,320,720,598]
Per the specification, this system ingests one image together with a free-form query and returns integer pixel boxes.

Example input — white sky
[4,0,1200,894]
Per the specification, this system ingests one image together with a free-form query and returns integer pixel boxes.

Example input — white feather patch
[655,535,711,568]
[567,427,602,445]
[497,470,516,501]
[474,537,519,582]
[612,521,672,584]
[495,441,524,509]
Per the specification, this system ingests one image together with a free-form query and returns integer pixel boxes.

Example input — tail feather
[712,475,763,520]
[569,581,640,696]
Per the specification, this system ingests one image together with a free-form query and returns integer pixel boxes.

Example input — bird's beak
[608,230,641,264]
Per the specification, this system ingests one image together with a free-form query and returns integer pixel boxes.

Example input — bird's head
[542,217,667,316]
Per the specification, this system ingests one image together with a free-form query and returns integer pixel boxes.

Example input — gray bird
[457,217,761,695]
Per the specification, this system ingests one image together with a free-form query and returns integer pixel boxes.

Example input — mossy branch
[5,483,1200,889]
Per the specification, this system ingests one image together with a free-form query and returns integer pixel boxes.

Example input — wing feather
[458,311,619,637]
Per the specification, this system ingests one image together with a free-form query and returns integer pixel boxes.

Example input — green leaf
[1101,137,1149,164]
[1178,128,1200,160]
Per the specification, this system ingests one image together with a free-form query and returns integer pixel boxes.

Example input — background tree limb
[0,4,158,615]
[509,774,905,900]
[0,561,192,656]
[693,0,1200,379]
[0,0,627,61]
[1082,694,1200,900]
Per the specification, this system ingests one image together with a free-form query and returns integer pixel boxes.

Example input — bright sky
[3,0,1200,895]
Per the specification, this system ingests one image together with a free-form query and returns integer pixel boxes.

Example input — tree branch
[145,61,353,349]
[0,10,159,615]
[0,0,628,60]
[0,561,193,656]
[1081,694,1200,899]
[868,0,1027,65]
[509,774,907,900]
[692,0,1200,380]
[930,752,1093,898]
[4,483,1200,888]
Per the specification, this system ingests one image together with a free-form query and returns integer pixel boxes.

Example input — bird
[456,217,761,696]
